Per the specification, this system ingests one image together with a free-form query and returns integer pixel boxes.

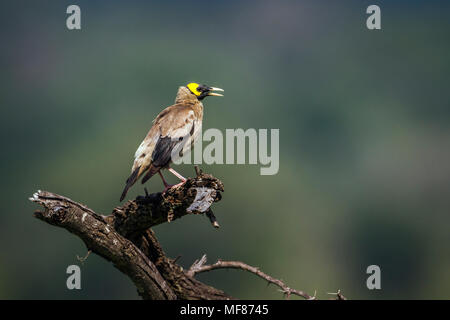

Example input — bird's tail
[141,165,159,184]
[120,166,141,202]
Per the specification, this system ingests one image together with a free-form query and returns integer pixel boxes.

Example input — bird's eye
[197,85,208,92]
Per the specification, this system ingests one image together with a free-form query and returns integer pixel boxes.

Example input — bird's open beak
[208,87,224,97]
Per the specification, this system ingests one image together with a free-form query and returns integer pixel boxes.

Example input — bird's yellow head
[186,82,224,101]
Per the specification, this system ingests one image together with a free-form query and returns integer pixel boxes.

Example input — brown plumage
[120,83,223,201]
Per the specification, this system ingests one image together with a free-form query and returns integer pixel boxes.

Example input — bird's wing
[151,104,196,167]
[133,104,196,171]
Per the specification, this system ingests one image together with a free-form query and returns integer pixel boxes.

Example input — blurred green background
[1,0,449,299]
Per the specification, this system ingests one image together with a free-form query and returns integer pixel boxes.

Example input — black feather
[141,165,159,184]
[120,166,140,202]
[152,135,184,168]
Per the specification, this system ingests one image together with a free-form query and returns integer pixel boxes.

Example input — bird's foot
[162,180,187,194]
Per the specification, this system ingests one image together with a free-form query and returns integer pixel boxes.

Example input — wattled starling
[120,83,224,201]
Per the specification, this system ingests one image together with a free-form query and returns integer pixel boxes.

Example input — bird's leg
[159,171,173,194]
[159,168,187,194]
[158,171,170,188]
[168,167,187,182]
[160,169,186,193]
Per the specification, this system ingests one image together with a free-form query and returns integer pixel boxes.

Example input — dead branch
[110,169,224,237]
[30,167,342,300]
[187,254,316,300]
[30,190,176,299]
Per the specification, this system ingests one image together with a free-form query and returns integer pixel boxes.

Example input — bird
[119,82,224,202]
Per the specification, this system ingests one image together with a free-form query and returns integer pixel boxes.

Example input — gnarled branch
[31,168,231,300]
[30,190,176,299]
[187,254,316,300]
[30,167,341,300]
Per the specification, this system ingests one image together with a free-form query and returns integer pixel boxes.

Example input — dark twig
[187,254,316,300]
[327,290,348,300]
[206,209,220,228]
[77,250,92,265]
[195,165,203,177]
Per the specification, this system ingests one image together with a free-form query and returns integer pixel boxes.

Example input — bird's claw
[162,180,187,195]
